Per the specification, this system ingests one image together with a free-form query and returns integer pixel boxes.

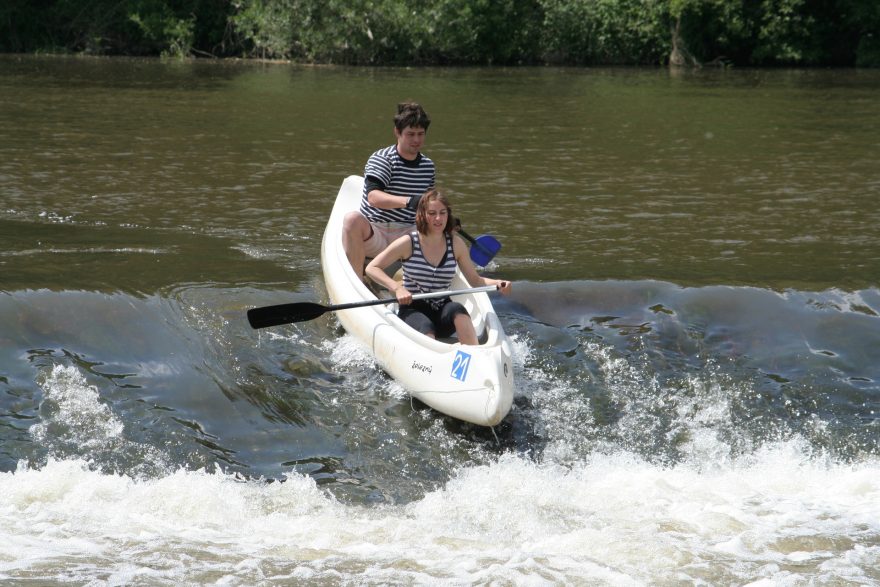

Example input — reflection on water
[2,57,879,291]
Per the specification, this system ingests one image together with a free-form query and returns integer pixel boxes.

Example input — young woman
[365,189,511,345]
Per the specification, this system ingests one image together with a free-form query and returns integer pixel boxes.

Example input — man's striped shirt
[360,145,435,223]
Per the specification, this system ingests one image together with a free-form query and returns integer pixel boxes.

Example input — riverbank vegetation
[2,0,878,67]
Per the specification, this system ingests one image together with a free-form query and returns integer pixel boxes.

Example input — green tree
[2,0,878,66]
[430,0,544,64]
[850,0,880,66]
[541,0,669,64]
[230,0,296,59]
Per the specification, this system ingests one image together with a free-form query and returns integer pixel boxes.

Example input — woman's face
[423,199,449,233]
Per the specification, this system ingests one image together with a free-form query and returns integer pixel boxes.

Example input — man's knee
[343,212,371,241]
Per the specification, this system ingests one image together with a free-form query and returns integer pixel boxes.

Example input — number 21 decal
[451,350,471,382]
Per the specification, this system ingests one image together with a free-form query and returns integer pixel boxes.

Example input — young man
[342,102,435,278]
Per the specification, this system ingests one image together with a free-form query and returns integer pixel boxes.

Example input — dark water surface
[1,55,879,585]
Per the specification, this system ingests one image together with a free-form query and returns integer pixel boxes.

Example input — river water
[1,55,880,585]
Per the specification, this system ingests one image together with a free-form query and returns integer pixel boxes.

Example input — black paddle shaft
[247,284,498,329]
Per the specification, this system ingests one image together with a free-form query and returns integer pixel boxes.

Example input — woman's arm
[452,235,512,295]
[365,236,414,303]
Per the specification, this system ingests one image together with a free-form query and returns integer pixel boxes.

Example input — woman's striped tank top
[402,231,456,296]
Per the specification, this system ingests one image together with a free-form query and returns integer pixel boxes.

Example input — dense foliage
[2,0,878,66]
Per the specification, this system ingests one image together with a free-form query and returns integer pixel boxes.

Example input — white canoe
[320,175,514,427]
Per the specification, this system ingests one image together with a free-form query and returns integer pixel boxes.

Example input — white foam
[322,333,374,369]
[1,446,878,584]
[29,364,171,477]
[31,365,125,451]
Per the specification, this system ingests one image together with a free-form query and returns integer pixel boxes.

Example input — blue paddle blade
[469,234,502,266]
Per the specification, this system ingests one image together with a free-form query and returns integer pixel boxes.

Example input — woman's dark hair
[394,102,431,132]
[415,188,454,235]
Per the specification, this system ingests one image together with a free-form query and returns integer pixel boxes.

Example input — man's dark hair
[394,102,431,132]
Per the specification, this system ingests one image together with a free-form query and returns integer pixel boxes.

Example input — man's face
[395,125,426,160]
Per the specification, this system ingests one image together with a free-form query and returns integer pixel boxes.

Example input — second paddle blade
[469,234,502,266]
[247,302,329,329]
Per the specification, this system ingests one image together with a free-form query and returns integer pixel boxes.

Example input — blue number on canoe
[451,350,471,382]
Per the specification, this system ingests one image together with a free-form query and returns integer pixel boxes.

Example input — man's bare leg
[342,211,373,278]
